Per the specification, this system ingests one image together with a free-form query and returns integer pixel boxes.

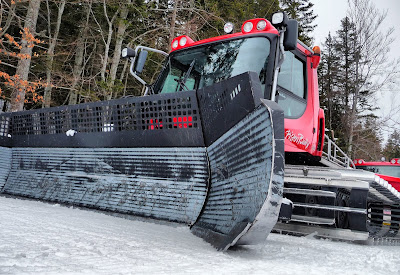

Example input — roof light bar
[391,158,400,164]
[241,19,276,34]
[171,35,195,51]
[354,159,365,164]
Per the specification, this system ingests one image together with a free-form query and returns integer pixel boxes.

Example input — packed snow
[0,196,399,274]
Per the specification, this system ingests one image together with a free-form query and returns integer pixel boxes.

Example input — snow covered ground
[0,196,399,274]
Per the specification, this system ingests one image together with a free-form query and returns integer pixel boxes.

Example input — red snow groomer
[354,159,400,192]
[1,12,399,250]
[124,13,400,243]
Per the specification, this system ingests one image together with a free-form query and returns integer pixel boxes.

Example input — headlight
[121,47,135,58]
[179,37,187,46]
[121,48,128,58]
[172,40,179,49]
[272,12,284,25]
[271,11,289,28]
[256,20,267,31]
[243,22,253,33]
[224,22,234,34]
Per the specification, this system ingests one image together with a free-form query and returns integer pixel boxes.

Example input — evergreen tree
[335,17,356,109]
[280,0,317,46]
[318,1,398,158]
[331,16,357,151]
[346,0,399,155]
[319,34,339,130]
[383,131,400,160]
[352,117,382,160]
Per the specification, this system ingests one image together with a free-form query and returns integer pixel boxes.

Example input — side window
[277,51,307,118]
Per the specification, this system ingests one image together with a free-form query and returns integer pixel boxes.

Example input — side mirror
[283,19,298,51]
[135,50,148,75]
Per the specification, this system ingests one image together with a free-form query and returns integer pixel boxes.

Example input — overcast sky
[313,0,400,46]
[311,0,400,140]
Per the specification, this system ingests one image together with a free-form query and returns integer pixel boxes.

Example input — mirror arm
[128,58,150,96]
[271,28,286,102]
[135,46,168,57]
[127,46,168,96]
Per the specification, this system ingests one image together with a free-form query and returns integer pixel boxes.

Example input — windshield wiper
[176,59,196,91]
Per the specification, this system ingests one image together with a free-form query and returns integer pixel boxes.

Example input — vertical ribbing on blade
[194,106,273,234]
[0,146,12,189]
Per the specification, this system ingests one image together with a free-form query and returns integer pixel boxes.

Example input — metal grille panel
[0,114,12,147]
[0,115,11,137]
[198,71,262,146]
[1,91,203,148]
[12,94,199,135]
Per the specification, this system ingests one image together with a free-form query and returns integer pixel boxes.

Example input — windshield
[153,37,271,94]
[358,165,400,178]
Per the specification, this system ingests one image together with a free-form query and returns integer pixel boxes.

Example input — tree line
[318,0,400,159]
[0,0,318,111]
[0,0,398,159]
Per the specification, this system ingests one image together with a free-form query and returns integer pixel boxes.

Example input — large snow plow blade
[0,72,284,250]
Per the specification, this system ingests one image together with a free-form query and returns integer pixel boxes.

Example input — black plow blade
[0,72,284,250]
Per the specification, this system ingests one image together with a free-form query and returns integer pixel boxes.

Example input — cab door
[277,46,319,156]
